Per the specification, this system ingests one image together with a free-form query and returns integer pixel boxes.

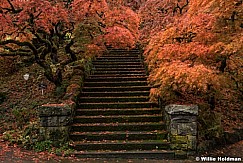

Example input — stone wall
[37,59,92,145]
[38,103,74,145]
[164,104,198,155]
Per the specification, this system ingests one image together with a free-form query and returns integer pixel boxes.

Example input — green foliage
[2,130,18,144]
[0,92,7,104]
[34,141,74,155]
[54,143,74,156]
[34,140,53,152]
[54,85,67,98]
[83,58,93,77]
[2,121,39,148]
[12,107,37,128]
[2,121,73,155]
[198,104,224,140]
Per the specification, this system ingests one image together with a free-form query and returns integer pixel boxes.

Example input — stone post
[38,103,75,145]
[164,104,198,155]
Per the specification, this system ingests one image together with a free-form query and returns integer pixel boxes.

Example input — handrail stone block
[164,104,198,154]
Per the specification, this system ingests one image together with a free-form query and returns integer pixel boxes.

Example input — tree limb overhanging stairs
[70,48,174,159]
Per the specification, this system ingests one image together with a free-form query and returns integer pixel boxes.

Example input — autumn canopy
[139,0,242,105]
[0,0,139,87]
[0,0,242,105]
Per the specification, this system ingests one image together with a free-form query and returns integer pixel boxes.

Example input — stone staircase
[70,49,174,159]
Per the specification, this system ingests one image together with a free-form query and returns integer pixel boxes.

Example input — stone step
[93,64,144,68]
[80,91,150,97]
[93,68,145,71]
[78,102,156,109]
[72,150,175,159]
[88,74,147,78]
[71,140,170,151]
[108,49,140,52]
[82,86,151,92]
[79,96,149,103]
[107,48,139,50]
[73,115,161,123]
[93,70,145,75]
[95,59,141,63]
[69,48,176,159]
[103,54,140,58]
[108,51,140,55]
[72,122,165,132]
[70,131,167,141]
[94,56,141,62]
[84,81,147,87]
[92,61,142,65]
[85,76,147,82]
[76,108,161,116]
[97,56,139,60]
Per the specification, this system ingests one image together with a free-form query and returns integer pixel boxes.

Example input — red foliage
[0,0,70,41]
[73,0,140,50]
[0,0,140,87]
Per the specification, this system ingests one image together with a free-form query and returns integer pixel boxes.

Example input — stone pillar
[164,104,198,155]
[38,103,75,145]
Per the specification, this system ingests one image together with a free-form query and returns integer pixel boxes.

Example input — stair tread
[81,91,150,93]
[71,130,166,135]
[92,61,142,65]
[95,59,141,61]
[93,68,145,70]
[89,74,147,77]
[74,114,160,119]
[83,86,151,89]
[94,70,145,71]
[97,55,140,59]
[72,150,174,154]
[79,102,155,105]
[71,150,176,159]
[76,108,160,111]
[93,72,145,74]
[93,65,144,68]
[75,108,161,116]
[87,76,147,79]
[79,96,149,99]
[84,81,147,84]
[80,92,150,97]
[72,140,168,144]
[72,122,163,126]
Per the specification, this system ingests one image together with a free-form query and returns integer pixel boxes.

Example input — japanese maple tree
[0,0,140,90]
[0,0,75,89]
[72,0,139,50]
[139,0,243,105]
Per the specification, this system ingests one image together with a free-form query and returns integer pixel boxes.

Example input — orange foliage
[0,0,69,40]
[104,26,136,49]
[139,0,190,43]
[140,0,243,103]
[72,0,140,51]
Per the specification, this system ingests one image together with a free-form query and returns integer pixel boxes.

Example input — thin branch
[3,45,31,53]
[6,0,23,13]
[0,51,32,56]
[0,39,37,54]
